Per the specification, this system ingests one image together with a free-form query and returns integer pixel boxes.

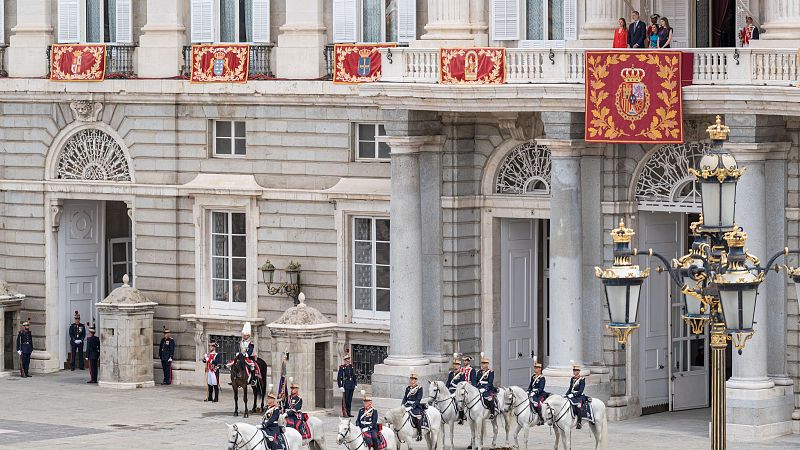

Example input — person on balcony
[739,16,760,47]
[613,18,628,49]
[657,17,674,49]
[647,14,661,49]
[627,11,647,49]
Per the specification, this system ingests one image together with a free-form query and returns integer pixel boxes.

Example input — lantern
[260,260,275,284]
[690,116,741,231]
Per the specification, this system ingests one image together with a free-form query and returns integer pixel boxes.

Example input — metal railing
[325,42,410,81]
[181,44,274,79]
[0,45,7,77]
[46,44,137,78]
[351,344,388,384]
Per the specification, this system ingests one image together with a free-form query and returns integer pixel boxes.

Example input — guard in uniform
[526,356,548,422]
[566,361,586,429]
[86,326,100,383]
[16,320,33,378]
[68,312,85,370]
[239,321,260,385]
[445,354,463,394]
[261,387,283,450]
[356,390,380,450]
[337,353,357,417]
[477,353,498,419]
[203,341,222,402]
[158,328,175,385]
[402,372,424,441]
[461,355,477,386]
[284,378,307,436]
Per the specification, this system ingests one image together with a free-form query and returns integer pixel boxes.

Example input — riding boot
[488,401,495,420]
[416,426,422,442]
[206,385,213,401]
[457,410,464,425]
[573,406,582,429]
[213,385,219,402]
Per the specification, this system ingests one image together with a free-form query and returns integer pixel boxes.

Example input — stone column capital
[536,139,605,158]
[723,142,791,162]
[380,135,445,155]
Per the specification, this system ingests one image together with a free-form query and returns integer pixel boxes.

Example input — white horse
[541,395,608,450]
[454,382,506,450]
[225,422,303,450]
[500,386,544,448]
[427,381,460,450]
[279,412,327,450]
[382,406,443,450]
[336,417,399,450]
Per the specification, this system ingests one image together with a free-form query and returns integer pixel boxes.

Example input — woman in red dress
[613,18,628,48]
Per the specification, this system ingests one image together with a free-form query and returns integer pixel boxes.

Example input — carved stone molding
[70,101,104,122]
[50,202,64,231]
[497,113,535,141]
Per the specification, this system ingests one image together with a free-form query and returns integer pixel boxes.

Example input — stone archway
[493,141,551,195]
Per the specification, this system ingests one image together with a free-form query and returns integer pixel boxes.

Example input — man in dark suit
[158,328,175,385]
[337,353,357,417]
[627,10,647,48]
[68,312,85,370]
[86,327,100,383]
[16,320,33,377]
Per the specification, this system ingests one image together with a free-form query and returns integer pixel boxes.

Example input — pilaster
[579,0,628,47]
[275,0,327,79]
[7,0,53,78]
[414,0,487,47]
[751,0,800,48]
[137,0,187,78]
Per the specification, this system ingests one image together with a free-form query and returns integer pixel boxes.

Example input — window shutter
[397,0,416,43]
[333,0,357,43]
[191,0,214,43]
[115,0,133,43]
[58,0,81,43]
[562,0,577,41]
[491,0,520,41]
[251,0,270,43]
[658,1,688,48]
[0,0,5,44]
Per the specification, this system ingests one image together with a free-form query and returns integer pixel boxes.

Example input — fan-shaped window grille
[56,129,131,182]
[495,142,551,195]
[635,143,710,212]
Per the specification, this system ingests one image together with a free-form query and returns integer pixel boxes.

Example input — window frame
[58,0,132,44]
[210,211,248,311]
[351,216,391,322]
[212,120,247,158]
[354,123,390,162]
[215,0,249,43]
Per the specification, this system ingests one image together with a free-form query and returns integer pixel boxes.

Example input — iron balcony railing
[46,43,137,78]
[181,43,275,79]
[324,42,410,80]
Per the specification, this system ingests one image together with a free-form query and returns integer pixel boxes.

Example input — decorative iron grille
[352,344,387,384]
[181,44,274,79]
[495,142,551,195]
[635,143,711,212]
[45,44,136,78]
[209,334,239,373]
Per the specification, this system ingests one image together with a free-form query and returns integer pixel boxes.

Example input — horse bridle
[459,386,484,421]
[227,424,266,450]
[545,399,572,432]
[429,384,457,416]
[337,423,368,450]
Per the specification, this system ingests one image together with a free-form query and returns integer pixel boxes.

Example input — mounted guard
[356,390,383,450]
[283,378,310,439]
[238,321,261,385]
[566,361,588,429]
[526,355,549,422]
[445,354,464,394]
[402,371,426,441]
[261,386,284,450]
[477,353,498,419]
[461,355,477,386]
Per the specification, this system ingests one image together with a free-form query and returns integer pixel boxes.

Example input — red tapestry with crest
[190,44,250,83]
[439,48,506,85]
[333,44,397,84]
[50,44,106,81]
[585,51,684,144]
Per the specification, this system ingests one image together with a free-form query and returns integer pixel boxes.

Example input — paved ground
[0,371,798,449]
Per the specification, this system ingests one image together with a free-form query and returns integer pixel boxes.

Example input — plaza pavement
[0,371,798,449]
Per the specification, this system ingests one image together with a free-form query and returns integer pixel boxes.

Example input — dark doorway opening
[712,0,736,47]
[314,342,328,408]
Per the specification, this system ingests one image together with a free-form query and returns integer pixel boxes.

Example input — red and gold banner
[585,51,684,144]
[440,48,506,85]
[333,44,396,84]
[190,44,249,83]
[49,44,106,82]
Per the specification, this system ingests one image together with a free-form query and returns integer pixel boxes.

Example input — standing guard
[68,311,86,370]
[86,326,100,384]
[239,322,260,385]
[284,378,308,437]
[16,319,33,378]
[158,328,175,385]
[526,355,548,422]
[402,372,425,442]
[261,386,283,450]
[566,361,586,429]
[477,353,498,419]
[203,341,222,402]
[337,352,357,417]
[356,390,380,450]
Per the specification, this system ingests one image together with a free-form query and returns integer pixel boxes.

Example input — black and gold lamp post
[595,116,800,450]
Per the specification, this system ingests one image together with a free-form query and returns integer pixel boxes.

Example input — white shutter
[563,0,577,41]
[0,0,5,44]
[191,0,214,43]
[251,0,270,43]
[58,0,81,43]
[115,0,133,43]
[397,0,416,43]
[492,0,520,41]
[333,0,357,43]
[656,0,688,48]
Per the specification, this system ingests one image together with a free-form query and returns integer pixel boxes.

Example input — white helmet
[242,321,252,336]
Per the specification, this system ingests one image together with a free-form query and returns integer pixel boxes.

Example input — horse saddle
[409,411,429,429]
[363,431,388,450]
[262,431,287,450]
[579,400,595,424]
[480,394,497,410]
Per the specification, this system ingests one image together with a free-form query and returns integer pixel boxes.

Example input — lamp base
[607,324,639,345]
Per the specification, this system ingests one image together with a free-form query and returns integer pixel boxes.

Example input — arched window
[635,143,710,211]
[495,142,551,195]
[56,129,132,182]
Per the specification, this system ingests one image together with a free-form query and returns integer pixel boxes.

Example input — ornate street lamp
[260,260,303,305]
[678,218,712,335]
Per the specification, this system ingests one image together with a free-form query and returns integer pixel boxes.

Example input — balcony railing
[379,47,798,87]
[0,45,7,77]
[46,44,137,78]
[181,44,274,79]
[324,42,411,81]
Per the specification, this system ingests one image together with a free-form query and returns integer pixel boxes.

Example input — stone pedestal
[268,299,336,410]
[7,0,53,77]
[137,0,186,78]
[96,276,158,389]
[275,0,326,79]
[414,0,487,47]
[0,281,25,377]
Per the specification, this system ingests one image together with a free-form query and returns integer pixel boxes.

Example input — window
[333,0,415,43]
[526,0,563,41]
[191,0,270,43]
[356,124,390,160]
[211,212,247,307]
[213,120,246,156]
[352,217,390,321]
[491,0,577,44]
[208,334,239,373]
[351,344,388,383]
[57,0,133,43]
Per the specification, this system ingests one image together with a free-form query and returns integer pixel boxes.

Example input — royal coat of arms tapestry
[440,48,506,85]
[49,44,106,81]
[190,44,250,83]
[333,44,397,84]
[585,51,684,144]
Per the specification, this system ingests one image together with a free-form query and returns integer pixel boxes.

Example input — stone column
[7,0,53,77]
[580,0,628,46]
[766,151,790,386]
[137,0,186,78]
[275,0,327,78]
[469,0,489,45]
[752,0,800,47]
[415,0,483,47]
